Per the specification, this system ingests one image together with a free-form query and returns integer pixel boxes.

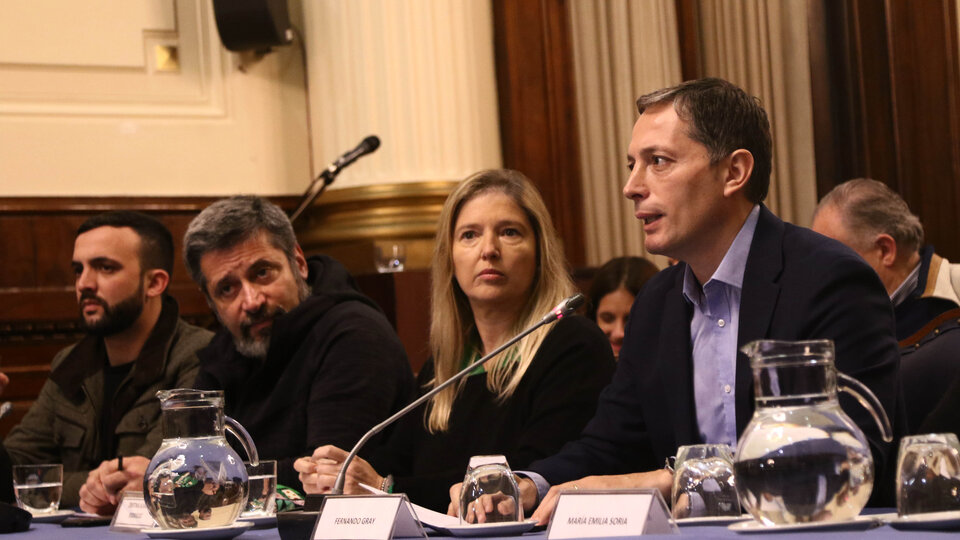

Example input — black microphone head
[361,135,381,153]
[563,293,586,315]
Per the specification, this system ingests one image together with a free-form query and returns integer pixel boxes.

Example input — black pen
[118,455,123,472]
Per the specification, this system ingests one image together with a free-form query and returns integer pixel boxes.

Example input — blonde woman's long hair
[426,169,574,432]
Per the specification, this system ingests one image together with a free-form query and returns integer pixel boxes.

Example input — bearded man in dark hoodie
[182,196,415,492]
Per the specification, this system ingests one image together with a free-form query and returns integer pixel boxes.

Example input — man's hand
[294,445,383,495]
[0,372,9,395]
[78,456,150,516]
[530,470,672,525]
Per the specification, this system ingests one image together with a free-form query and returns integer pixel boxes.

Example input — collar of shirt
[682,205,761,303]
[890,260,921,307]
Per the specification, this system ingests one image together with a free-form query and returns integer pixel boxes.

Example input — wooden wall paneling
[807,0,897,193]
[851,0,899,187]
[0,217,35,289]
[355,270,432,376]
[492,0,586,267]
[676,0,703,81]
[885,0,960,261]
[807,0,960,261]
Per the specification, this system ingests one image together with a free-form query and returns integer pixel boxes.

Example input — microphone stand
[331,294,585,495]
[289,169,334,225]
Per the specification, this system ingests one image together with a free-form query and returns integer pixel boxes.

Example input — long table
[2,517,956,540]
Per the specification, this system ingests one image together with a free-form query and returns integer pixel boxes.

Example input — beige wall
[0,0,309,196]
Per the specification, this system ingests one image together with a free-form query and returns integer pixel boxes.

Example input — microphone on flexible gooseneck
[331,293,586,495]
[289,135,381,224]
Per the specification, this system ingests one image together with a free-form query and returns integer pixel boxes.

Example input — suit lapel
[735,206,784,435]
[660,268,698,446]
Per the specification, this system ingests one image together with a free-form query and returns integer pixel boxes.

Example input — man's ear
[874,234,898,269]
[722,149,755,198]
[293,245,309,279]
[144,269,170,298]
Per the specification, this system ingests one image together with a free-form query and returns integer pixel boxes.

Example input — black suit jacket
[530,206,903,501]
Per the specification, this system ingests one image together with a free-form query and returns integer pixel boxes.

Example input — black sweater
[195,255,415,490]
[368,315,615,512]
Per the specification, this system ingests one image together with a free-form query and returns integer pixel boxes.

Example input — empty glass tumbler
[459,455,522,524]
[897,433,960,516]
[671,444,740,519]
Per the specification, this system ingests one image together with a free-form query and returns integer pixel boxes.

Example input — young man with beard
[182,196,415,492]
[3,212,212,513]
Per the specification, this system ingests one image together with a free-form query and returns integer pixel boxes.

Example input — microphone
[289,135,381,223]
[327,135,381,177]
[331,293,585,495]
[540,293,585,324]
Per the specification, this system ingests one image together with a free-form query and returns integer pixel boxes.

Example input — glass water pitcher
[734,340,892,525]
[143,389,259,529]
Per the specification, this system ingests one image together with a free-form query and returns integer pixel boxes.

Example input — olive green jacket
[4,297,212,507]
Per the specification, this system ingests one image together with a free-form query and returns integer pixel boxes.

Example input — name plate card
[313,494,426,540]
[110,491,158,533]
[547,489,677,538]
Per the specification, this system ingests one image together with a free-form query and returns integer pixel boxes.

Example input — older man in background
[813,178,960,431]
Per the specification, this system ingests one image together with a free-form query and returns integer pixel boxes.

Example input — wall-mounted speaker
[213,0,293,52]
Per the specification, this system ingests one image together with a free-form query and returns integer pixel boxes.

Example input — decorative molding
[0,0,228,117]
[295,181,458,274]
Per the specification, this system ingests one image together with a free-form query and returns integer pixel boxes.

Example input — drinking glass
[459,455,521,524]
[375,244,406,273]
[897,433,960,516]
[13,464,63,515]
[671,444,740,519]
[242,460,277,517]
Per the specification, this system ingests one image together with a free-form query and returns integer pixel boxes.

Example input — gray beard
[231,273,312,360]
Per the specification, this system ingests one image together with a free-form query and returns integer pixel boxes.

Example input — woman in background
[587,256,659,359]
[294,169,615,511]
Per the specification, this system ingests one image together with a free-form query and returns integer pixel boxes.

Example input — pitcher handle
[225,415,260,466]
[837,373,893,443]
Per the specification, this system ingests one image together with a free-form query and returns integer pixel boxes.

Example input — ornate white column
[298,0,502,271]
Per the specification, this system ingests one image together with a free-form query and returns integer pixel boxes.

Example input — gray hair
[184,195,300,293]
[815,178,925,255]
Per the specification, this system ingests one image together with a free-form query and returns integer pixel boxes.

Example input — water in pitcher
[144,389,258,530]
[735,340,891,525]
[146,436,247,529]
[735,404,873,523]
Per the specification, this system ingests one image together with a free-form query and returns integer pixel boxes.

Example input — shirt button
[717,319,725,328]
[724,384,732,393]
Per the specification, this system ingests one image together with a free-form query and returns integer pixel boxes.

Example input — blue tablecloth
[3,516,958,540]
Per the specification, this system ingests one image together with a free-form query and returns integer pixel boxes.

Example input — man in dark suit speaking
[451,78,903,523]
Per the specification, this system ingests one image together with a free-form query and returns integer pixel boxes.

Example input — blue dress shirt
[523,205,761,502]
[682,205,760,448]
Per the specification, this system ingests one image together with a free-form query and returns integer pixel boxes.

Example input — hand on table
[0,372,9,395]
[294,445,384,495]
[530,469,672,525]
[447,476,538,520]
[79,456,150,516]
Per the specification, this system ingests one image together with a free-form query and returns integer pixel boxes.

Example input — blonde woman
[294,169,615,511]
